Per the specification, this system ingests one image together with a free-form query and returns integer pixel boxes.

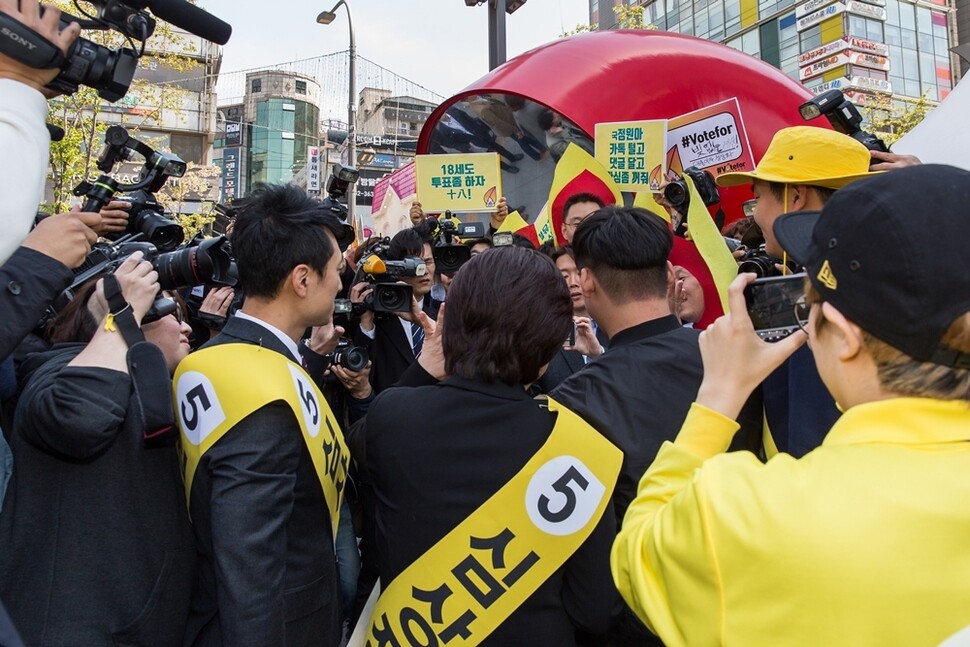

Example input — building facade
[591,0,959,107]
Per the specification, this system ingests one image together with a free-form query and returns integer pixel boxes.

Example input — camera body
[663,166,721,215]
[737,244,799,278]
[322,339,369,372]
[799,89,890,154]
[113,189,184,252]
[351,238,427,314]
[427,212,486,275]
[744,273,807,342]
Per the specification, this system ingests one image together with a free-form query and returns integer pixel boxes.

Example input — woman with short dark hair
[0,254,196,646]
[353,246,621,645]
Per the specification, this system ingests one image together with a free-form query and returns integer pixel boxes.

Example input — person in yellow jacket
[611,163,970,647]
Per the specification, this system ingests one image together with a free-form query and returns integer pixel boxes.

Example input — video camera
[0,0,231,102]
[340,238,427,315]
[799,89,889,153]
[426,211,486,275]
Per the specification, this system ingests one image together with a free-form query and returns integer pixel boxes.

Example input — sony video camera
[343,238,427,315]
[427,212,487,275]
[0,0,230,102]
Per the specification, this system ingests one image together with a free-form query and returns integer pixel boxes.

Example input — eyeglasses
[793,294,811,333]
[742,199,757,219]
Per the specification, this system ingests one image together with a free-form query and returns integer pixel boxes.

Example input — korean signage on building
[847,36,889,56]
[222,148,240,202]
[355,168,387,207]
[797,1,845,31]
[224,122,242,147]
[844,0,887,19]
[799,39,850,66]
[810,76,893,95]
[306,146,321,194]
[796,0,838,19]
[594,120,668,190]
[799,53,852,81]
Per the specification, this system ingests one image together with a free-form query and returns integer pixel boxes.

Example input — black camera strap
[102,274,177,447]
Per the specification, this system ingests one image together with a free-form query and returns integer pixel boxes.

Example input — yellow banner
[174,343,349,537]
[684,176,738,314]
[594,120,668,191]
[357,397,622,646]
[415,153,502,213]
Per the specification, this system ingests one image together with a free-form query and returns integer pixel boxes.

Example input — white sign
[799,39,849,66]
[797,0,838,19]
[799,53,851,81]
[845,0,887,19]
[307,145,321,194]
[847,51,891,70]
[810,76,893,95]
[797,2,845,31]
[847,35,890,56]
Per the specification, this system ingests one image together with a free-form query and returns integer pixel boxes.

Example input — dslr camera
[663,166,721,216]
[322,339,369,372]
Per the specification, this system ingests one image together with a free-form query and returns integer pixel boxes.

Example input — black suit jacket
[535,326,610,394]
[355,297,440,395]
[182,316,341,647]
[349,376,620,646]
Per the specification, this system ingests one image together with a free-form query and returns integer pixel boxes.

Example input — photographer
[0,0,79,262]
[351,227,441,394]
[612,164,970,646]
[350,247,621,645]
[0,253,196,645]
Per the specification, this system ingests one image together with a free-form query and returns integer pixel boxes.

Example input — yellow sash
[173,343,349,536]
[356,396,622,646]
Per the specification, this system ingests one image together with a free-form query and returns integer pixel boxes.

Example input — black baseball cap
[773,163,970,368]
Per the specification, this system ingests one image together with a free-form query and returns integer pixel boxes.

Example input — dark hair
[537,108,555,132]
[549,245,575,265]
[444,247,572,384]
[467,237,493,250]
[231,183,339,299]
[388,228,426,261]
[765,181,836,204]
[537,241,556,258]
[510,233,536,250]
[46,279,99,345]
[563,192,605,219]
[573,206,673,302]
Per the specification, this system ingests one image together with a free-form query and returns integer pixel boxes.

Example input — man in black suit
[351,227,441,395]
[534,245,609,394]
[180,183,352,647]
[550,206,761,646]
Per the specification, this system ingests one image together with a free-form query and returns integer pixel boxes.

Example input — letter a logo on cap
[817,260,838,290]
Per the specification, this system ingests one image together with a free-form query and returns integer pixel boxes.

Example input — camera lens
[738,254,778,278]
[375,284,411,312]
[663,181,688,208]
[340,347,369,371]
[131,209,184,252]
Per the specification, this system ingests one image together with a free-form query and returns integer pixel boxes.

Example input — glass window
[902,49,919,79]
[901,28,917,49]
[725,0,740,21]
[251,78,261,93]
[295,80,307,95]
[898,2,915,29]
[865,18,883,42]
[742,29,760,55]
[885,24,901,46]
[799,25,821,51]
[904,78,920,97]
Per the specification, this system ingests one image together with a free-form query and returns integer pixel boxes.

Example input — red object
[549,170,620,247]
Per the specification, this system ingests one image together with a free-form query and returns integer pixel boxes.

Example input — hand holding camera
[22,207,99,268]
[565,317,604,358]
[695,273,807,420]
[0,0,79,96]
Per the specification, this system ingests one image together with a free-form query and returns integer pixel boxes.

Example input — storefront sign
[799,39,850,66]
[222,148,240,202]
[800,54,851,81]
[797,2,846,31]
[847,36,890,56]
[847,51,891,70]
[845,0,887,19]
[306,146,321,194]
[797,0,838,19]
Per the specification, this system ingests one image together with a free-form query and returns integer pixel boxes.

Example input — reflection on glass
[426,93,594,225]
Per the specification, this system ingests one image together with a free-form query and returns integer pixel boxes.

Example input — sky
[198,0,591,99]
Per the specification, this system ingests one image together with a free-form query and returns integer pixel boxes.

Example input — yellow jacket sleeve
[610,403,739,647]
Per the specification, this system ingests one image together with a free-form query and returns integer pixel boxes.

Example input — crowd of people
[1,2,970,646]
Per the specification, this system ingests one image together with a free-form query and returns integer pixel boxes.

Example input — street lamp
[318,1,356,222]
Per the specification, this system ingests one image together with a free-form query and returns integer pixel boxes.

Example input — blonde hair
[806,283,970,402]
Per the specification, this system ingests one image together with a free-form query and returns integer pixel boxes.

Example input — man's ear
[289,264,311,298]
[580,266,596,299]
[790,184,811,211]
[820,302,864,361]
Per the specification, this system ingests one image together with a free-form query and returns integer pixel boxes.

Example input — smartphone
[563,322,577,348]
[744,273,806,342]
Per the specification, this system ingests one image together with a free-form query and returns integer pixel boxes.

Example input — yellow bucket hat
[716,126,877,189]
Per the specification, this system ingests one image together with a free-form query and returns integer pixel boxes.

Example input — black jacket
[0,246,71,363]
[0,344,195,647]
[354,296,440,395]
[182,316,341,647]
[349,376,620,646]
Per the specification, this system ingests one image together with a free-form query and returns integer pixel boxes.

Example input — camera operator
[349,246,621,645]
[351,226,441,394]
[0,0,79,262]
[0,252,196,645]
[612,164,970,646]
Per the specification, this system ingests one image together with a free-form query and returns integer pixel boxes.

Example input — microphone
[147,0,232,45]
[46,123,65,142]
